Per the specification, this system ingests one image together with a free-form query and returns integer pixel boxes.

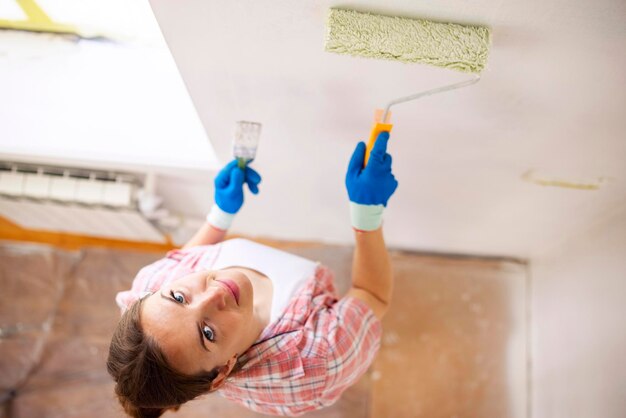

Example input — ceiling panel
[148,0,626,258]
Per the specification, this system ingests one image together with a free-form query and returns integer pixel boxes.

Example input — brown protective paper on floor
[0,240,526,418]
[370,252,527,418]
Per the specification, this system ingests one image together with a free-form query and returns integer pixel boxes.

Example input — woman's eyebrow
[159,292,211,353]
[159,291,175,304]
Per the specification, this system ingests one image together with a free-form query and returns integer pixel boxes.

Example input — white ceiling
[148,0,626,258]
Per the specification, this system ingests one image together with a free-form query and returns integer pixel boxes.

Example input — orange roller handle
[364,109,393,167]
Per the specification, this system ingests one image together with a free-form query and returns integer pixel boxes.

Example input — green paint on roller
[325,9,491,74]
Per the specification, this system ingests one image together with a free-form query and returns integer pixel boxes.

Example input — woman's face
[141,269,258,376]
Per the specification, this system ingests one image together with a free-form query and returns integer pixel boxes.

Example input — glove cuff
[206,204,236,231]
[350,202,384,231]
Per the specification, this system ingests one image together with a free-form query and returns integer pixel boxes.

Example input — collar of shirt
[229,265,336,381]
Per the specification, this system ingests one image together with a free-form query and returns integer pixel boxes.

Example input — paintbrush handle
[236,157,248,169]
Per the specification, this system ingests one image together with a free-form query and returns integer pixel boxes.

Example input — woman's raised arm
[343,132,398,319]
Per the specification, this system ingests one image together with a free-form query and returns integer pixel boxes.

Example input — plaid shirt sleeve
[115,256,176,313]
[318,295,382,406]
[115,246,217,313]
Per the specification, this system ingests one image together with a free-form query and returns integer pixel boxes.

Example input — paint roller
[324,9,492,165]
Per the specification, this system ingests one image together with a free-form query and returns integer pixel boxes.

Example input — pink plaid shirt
[116,242,382,416]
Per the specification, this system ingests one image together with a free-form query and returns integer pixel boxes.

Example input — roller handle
[364,109,393,167]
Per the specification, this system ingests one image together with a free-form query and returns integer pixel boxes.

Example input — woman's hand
[345,132,398,231]
[191,160,262,242]
[214,160,262,214]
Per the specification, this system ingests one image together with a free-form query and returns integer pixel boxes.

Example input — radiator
[0,162,166,243]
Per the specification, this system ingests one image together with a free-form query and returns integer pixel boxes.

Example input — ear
[208,354,238,392]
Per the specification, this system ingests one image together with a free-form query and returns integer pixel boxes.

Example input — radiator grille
[0,162,166,243]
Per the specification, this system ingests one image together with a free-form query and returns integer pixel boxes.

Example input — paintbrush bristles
[233,121,262,161]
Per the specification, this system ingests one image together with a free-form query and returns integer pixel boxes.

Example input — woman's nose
[196,287,227,311]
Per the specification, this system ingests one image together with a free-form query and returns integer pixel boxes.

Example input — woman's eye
[170,291,185,304]
[202,325,215,342]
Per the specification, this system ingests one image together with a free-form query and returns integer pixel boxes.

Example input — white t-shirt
[212,238,319,323]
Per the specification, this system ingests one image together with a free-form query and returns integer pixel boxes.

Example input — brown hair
[107,297,221,418]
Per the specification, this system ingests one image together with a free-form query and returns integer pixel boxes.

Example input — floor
[0,239,528,418]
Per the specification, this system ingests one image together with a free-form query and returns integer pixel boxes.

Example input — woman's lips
[216,279,240,305]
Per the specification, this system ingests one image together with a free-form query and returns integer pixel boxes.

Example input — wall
[2,0,625,259]
[531,202,626,417]
[148,0,626,258]
[0,27,219,175]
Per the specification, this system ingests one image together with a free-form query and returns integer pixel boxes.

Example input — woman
[107,132,398,417]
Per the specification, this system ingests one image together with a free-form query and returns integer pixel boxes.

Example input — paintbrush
[233,121,262,168]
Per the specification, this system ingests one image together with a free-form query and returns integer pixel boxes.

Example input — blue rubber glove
[345,132,398,231]
[207,160,261,230]
[346,132,398,206]
[214,160,261,214]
